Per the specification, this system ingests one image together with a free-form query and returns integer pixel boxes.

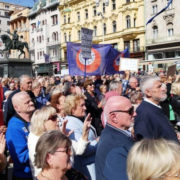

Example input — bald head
[12,91,35,117]
[104,96,136,129]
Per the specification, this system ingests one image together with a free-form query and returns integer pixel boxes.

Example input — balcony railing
[47,40,61,46]
[146,36,180,45]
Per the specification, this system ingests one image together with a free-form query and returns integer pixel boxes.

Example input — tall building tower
[29,0,61,75]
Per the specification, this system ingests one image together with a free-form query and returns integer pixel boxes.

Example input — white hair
[19,74,31,84]
[140,76,160,95]
[109,81,122,91]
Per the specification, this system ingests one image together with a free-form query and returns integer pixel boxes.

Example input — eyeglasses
[110,106,134,116]
[48,114,58,121]
[55,147,71,154]
[88,83,94,86]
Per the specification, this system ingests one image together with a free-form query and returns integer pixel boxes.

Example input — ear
[46,153,53,167]
[109,112,118,124]
[145,89,152,98]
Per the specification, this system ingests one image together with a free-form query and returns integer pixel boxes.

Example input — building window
[152,5,158,14]
[68,16,70,23]
[69,33,71,42]
[77,12,80,22]
[85,9,88,19]
[134,18,136,27]
[126,0,130,3]
[78,30,81,40]
[51,15,58,25]
[167,23,174,37]
[103,3,106,13]
[112,21,116,33]
[4,12,9,17]
[112,0,116,10]
[0,20,1,24]
[133,39,140,52]
[103,23,107,35]
[64,15,66,24]
[5,5,9,9]
[153,26,158,39]
[112,43,118,49]
[64,33,67,42]
[124,41,130,50]
[165,51,175,58]
[126,15,131,28]
[94,26,97,36]
[93,6,97,16]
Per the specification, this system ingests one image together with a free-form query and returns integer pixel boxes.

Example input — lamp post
[95,0,109,43]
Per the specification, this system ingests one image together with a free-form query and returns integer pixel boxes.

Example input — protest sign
[81,28,93,59]
[119,58,139,72]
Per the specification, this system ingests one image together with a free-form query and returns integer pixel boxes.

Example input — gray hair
[140,76,160,95]
[109,80,122,91]
[19,74,31,84]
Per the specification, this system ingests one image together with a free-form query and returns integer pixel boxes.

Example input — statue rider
[7,30,19,49]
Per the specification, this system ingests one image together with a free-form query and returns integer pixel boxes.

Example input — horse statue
[1,34,29,58]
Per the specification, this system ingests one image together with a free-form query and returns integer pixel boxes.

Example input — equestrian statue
[0,30,29,58]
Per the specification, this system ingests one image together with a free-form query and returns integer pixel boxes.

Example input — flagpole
[84,58,87,80]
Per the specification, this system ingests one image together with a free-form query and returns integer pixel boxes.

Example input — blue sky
[1,0,36,8]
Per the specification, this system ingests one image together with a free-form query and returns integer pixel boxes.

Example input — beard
[152,94,167,103]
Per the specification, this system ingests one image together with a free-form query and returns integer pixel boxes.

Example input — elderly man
[134,75,178,142]
[4,74,33,125]
[6,91,35,180]
[95,96,136,180]
[125,76,139,97]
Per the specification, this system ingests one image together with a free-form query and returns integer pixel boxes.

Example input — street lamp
[95,0,109,43]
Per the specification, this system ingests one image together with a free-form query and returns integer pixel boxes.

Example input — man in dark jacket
[134,75,179,143]
[95,96,136,180]
[3,75,35,125]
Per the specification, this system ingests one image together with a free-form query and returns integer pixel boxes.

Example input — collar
[107,123,132,137]
[144,98,161,109]
[14,113,30,132]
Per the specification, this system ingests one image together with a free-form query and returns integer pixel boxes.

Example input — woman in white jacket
[28,105,91,179]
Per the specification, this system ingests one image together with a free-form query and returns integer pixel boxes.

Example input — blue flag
[44,54,50,63]
[108,48,129,73]
[67,42,120,76]
[146,0,173,25]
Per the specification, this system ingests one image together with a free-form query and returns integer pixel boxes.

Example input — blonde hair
[30,105,56,136]
[171,82,180,96]
[63,94,85,115]
[127,139,180,180]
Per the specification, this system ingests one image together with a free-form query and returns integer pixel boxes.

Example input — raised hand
[82,113,92,141]
[60,119,73,137]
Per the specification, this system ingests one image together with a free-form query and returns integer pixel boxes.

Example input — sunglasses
[48,114,58,121]
[110,106,134,116]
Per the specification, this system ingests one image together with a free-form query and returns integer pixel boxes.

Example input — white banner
[119,58,139,72]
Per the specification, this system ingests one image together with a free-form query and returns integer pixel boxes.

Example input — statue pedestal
[0,58,32,77]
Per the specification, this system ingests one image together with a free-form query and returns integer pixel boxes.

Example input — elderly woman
[64,94,98,180]
[35,130,72,180]
[127,139,180,180]
[28,105,90,179]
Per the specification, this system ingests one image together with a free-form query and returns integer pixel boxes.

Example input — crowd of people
[0,71,179,180]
